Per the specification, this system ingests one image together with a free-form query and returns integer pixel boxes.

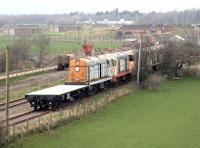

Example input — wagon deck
[26,85,88,96]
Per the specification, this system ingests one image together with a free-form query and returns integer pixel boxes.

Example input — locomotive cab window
[112,60,116,66]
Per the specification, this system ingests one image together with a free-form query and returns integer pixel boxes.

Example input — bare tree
[10,40,31,70]
[35,35,50,67]
[0,52,6,73]
[0,40,31,73]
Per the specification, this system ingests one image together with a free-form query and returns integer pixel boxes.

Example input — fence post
[26,119,29,132]
[12,125,15,140]
[49,112,52,129]
[68,107,71,119]
[64,109,67,119]
[77,104,79,117]
[89,101,92,112]
[59,108,62,120]
[39,115,41,127]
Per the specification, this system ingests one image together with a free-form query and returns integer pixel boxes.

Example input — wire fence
[182,65,200,78]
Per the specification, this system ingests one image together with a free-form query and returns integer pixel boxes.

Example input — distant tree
[10,40,31,70]
[160,49,177,79]
[35,35,50,67]
[139,48,152,88]
[0,52,6,73]
[0,117,5,145]
[0,40,31,73]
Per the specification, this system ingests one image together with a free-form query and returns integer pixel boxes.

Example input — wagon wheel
[34,104,38,111]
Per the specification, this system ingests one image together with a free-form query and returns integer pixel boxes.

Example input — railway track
[0,98,28,112]
[0,110,50,126]
[9,111,50,125]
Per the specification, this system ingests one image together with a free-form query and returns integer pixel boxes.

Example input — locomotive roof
[84,56,100,65]
[26,85,87,96]
[97,55,107,63]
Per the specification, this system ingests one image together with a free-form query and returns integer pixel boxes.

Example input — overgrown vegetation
[34,35,50,67]
[136,41,200,87]
[0,40,31,72]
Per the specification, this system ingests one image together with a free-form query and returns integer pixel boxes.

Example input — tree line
[1,9,200,26]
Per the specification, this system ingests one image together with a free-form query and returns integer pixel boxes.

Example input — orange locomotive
[69,50,136,89]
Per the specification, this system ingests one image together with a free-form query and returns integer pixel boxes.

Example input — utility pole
[5,46,10,136]
[137,34,142,86]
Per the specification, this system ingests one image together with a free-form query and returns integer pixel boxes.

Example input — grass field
[31,42,122,55]
[0,41,121,55]
[5,78,200,148]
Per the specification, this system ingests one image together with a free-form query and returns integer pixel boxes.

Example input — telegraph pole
[137,34,143,86]
[5,46,10,135]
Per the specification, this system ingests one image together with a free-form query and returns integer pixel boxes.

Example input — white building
[96,19,135,25]
[2,24,15,35]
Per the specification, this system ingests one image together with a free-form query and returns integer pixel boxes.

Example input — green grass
[0,41,13,51]
[0,40,121,55]
[4,78,200,148]
[31,42,121,55]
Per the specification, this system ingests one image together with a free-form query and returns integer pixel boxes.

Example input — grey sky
[0,0,200,15]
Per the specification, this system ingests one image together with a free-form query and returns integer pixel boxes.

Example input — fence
[182,65,200,78]
[6,82,136,142]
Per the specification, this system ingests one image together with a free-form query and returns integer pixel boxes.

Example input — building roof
[119,25,150,31]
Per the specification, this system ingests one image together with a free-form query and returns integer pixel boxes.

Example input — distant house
[162,25,173,33]
[48,24,59,32]
[118,25,149,37]
[58,24,82,32]
[149,25,173,34]
[192,24,200,30]
[15,24,48,36]
[2,24,15,35]
[96,19,135,25]
[117,25,173,40]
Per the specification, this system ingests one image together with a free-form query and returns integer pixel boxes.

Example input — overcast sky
[0,0,200,15]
